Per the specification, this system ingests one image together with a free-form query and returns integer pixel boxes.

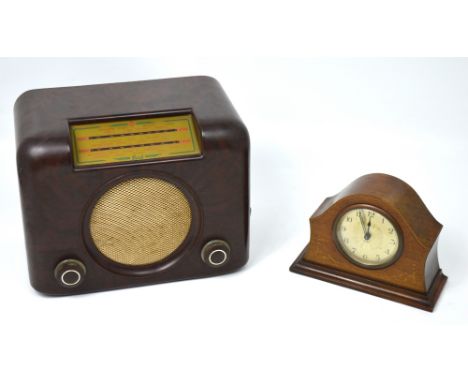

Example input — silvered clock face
[335,206,402,268]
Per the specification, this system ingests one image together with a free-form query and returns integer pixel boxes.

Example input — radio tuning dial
[201,240,231,268]
[54,259,86,288]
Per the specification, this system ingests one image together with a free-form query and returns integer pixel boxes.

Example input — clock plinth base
[290,246,447,312]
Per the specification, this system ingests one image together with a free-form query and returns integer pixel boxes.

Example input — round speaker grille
[89,177,192,266]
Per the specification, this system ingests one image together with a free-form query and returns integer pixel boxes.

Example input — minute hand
[358,210,367,235]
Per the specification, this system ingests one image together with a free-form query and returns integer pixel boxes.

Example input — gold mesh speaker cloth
[89,177,192,266]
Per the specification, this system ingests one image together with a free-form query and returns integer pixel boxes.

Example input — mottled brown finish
[290,173,447,311]
[15,76,250,296]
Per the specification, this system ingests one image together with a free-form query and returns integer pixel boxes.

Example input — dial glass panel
[70,114,201,168]
[335,206,401,267]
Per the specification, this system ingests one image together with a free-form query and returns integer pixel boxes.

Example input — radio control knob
[201,240,230,267]
[54,259,86,288]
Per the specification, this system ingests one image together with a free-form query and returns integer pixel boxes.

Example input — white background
[1,1,468,381]
[0,57,467,382]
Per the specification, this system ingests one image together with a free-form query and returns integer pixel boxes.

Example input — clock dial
[335,206,401,268]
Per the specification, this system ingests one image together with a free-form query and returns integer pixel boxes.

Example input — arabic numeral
[346,217,352,222]
[388,228,394,234]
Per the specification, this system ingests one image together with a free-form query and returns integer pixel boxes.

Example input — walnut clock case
[290,173,447,311]
[15,76,250,295]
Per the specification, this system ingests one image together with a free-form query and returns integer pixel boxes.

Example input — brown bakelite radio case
[15,76,250,295]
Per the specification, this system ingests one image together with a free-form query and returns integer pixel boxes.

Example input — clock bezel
[333,203,404,270]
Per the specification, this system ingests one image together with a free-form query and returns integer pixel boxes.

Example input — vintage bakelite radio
[15,76,250,295]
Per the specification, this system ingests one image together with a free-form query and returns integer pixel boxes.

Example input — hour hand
[364,217,372,240]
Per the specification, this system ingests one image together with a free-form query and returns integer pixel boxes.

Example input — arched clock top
[311,173,442,250]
